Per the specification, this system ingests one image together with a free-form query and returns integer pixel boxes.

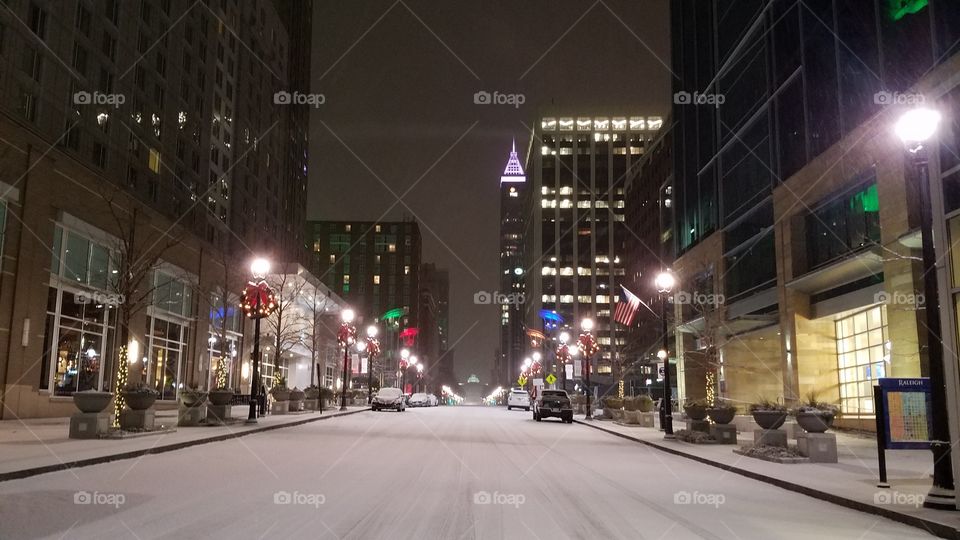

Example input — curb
[0,408,370,483]
[575,419,960,540]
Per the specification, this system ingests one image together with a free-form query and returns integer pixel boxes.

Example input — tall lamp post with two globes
[364,325,380,404]
[655,270,676,438]
[895,107,955,509]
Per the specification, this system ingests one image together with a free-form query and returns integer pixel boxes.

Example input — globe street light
[655,270,675,438]
[366,325,379,404]
[416,363,424,393]
[242,257,275,423]
[400,348,410,391]
[896,107,954,508]
[337,309,357,411]
[578,317,599,420]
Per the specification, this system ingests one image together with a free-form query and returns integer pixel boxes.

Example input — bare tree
[263,271,310,386]
[100,188,184,424]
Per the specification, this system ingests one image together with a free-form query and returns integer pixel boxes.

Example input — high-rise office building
[522,114,662,385]
[497,140,527,386]
[0,0,316,418]
[306,220,422,330]
[419,262,449,391]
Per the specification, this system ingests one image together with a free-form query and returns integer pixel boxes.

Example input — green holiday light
[888,0,928,21]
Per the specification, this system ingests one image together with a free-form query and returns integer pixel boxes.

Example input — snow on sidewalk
[577,415,960,537]
[0,405,367,479]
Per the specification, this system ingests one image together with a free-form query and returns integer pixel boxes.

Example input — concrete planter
[271,388,291,402]
[707,407,736,425]
[208,389,234,406]
[121,391,158,411]
[179,391,208,408]
[270,400,289,415]
[684,405,708,421]
[795,412,834,433]
[622,410,640,424]
[752,410,788,430]
[72,391,113,413]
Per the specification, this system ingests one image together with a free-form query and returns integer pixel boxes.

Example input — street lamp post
[557,331,571,390]
[337,309,357,412]
[416,363,424,393]
[409,356,418,393]
[400,348,409,391]
[895,107,955,509]
[366,325,380,405]
[242,257,275,424]
[578,318,598,420]
[655,270,676,438]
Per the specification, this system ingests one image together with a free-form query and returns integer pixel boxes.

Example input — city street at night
[0,407,938,539]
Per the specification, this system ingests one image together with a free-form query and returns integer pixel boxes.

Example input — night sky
[308,0,671,381]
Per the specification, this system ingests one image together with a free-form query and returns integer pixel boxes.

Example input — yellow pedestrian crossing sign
[517,375,527,387]
[545,373,557,385]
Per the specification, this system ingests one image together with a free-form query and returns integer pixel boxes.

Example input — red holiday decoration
[365,338,381,357]
[399,327,419,347]
[241,280,278,319]
[556,343,571,364]
[577,332,599,358]
[337,322,357,347]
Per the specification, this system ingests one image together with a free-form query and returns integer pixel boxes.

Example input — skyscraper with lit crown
[497,140,527,386]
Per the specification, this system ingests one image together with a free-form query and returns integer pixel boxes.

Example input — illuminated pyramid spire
[500,139,526,184]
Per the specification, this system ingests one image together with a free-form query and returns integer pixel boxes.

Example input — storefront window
[836,305,888,415]
[45,287,116,395]
[144,315,189,400]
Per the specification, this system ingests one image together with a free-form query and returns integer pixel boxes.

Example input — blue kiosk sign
[878,378,931,450]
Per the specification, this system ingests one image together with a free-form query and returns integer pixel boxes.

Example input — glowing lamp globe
[367,325,378,338]
[581,318,594,332]
[250,258,270,279]
[657,349,668,360]
[895,108,941,144]
[559,331,570,344]
[655,271,676,294]
[341,309,355,324]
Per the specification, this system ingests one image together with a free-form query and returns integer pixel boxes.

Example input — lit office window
[836,306,888,415]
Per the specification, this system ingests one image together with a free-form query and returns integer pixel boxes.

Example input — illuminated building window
[836,306,888,415]
[373,275,380,284]
[541,118,556,130]
[648,117,663,130]
[328,254,335,263]
[559,118,574,131]
[148,149,161,173]
[345,224,351,232]
[629,117,645,130]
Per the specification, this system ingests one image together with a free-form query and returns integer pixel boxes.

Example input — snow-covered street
[0,406,937,539]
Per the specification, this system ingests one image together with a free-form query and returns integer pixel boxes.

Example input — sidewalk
[0,405,369,482]
[577,415,960,539]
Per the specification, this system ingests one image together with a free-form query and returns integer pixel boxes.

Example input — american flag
[613,286,642,326]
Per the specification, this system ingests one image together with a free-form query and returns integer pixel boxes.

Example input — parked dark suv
[533,389,573,423]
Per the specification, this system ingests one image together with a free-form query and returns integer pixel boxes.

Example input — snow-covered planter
[621,396,639,424]
[72,390,113,413]
[304,386,320,400]
[121,383,158,410]
[636,395,655,413]
[179,388,207,408]
[602,396,622,420]
[706,400,737,425]
[270,386,291,402]
[208,388,234,406]
[749,399,787,430]
[793,396,838,433]
[289,388,305,411]
[683,399,708,421]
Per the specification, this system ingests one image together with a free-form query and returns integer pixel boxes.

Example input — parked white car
[408,393,430,407]
[372,388,405,411]
[507,388,530,411]
[428,394,439,407]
